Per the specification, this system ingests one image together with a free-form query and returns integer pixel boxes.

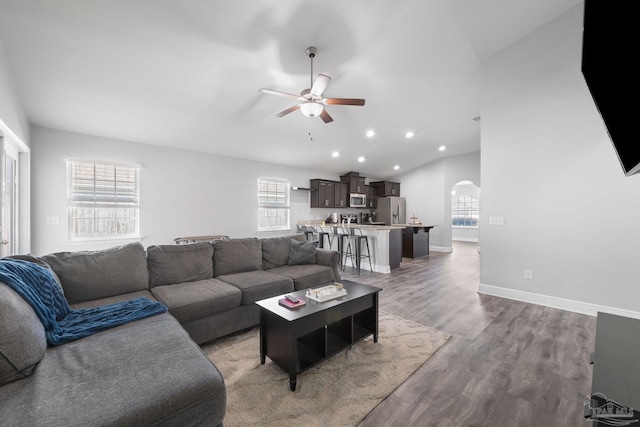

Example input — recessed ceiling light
[394,165,400,170]
[332,151,340,158]
[358,156,365,162]
[366,130,375,137]
[405,131,414,138]
[439,145,446,151]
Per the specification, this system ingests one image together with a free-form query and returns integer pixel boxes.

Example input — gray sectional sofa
[0,234,340,426]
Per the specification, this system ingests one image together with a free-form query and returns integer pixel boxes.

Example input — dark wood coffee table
[255,280,381,391]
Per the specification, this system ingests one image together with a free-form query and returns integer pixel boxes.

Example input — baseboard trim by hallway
[478,283,640,320]
[452,237,479,243]
[430,246,453,252]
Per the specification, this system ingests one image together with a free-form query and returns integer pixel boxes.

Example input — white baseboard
[430,246,453,253]
[478,284,640,319]
[452,237,479,242]
[372,264,391,274]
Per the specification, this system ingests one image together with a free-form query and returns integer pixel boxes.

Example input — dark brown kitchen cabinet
[340,172,366,194]
[310,179,335,208]
[365,185,377,208]
[370,181,400,197]
[334,182,348,207]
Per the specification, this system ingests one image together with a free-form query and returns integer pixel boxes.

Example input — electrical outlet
[524,269,533,280]
[489,216,505,226]
[46,216,60,226]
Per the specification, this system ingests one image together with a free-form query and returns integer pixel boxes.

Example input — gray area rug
[202,311,451,427]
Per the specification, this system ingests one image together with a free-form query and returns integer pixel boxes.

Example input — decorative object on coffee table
[305,282,347,302]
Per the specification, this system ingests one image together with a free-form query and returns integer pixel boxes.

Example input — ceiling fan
[258,47,365,123]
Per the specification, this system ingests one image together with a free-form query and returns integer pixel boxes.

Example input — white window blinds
[258,178,290,231]
[67,159,140,238]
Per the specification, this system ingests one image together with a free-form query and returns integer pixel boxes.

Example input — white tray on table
[305,284,348,302]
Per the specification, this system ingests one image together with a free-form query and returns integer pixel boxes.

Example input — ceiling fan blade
[324,98,366,106]
[310,74,331,97]
[259,88,301,100]
[319,109,333,123]
[275,104,301,117]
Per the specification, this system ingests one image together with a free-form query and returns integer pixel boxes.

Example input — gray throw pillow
[288,239,317,265]
[261,235,306,269]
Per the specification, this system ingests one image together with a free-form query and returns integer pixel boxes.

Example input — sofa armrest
[315,249,341,281]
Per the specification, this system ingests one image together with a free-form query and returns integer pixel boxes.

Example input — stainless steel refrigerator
[376,197,406,225]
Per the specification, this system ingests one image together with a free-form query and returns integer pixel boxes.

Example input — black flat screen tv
[582,1,639,176]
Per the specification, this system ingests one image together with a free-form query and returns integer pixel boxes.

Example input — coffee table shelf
[256,280,381,391]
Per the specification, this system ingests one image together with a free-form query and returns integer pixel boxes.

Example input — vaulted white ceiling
[0,0,582,179]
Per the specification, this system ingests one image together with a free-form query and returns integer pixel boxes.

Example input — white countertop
[299,222,405,231]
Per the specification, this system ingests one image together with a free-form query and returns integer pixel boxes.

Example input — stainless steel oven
[349,193,367,208]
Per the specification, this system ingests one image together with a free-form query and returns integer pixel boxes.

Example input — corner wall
[479,4,640,318]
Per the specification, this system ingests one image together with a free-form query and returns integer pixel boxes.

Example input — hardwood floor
[340,242,596,427]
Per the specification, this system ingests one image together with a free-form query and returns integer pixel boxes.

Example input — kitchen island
[398,224,437,258]
[297,222,404,273]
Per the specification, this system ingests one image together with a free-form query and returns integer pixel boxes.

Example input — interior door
[0,136,6,256]
[0,136,18,257]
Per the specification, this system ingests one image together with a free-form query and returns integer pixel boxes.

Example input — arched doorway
[451,180,480,243]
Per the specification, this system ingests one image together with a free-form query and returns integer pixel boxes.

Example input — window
[67,159,140,239]
[452,194,479,227]
[258,178,290,231]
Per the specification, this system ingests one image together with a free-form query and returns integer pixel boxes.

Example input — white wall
[396,151,481,251]
[0,40,29,145]
[479,4,640,318]
[30,126,347,255]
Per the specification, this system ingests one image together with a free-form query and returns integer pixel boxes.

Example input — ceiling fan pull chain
[309,118,313,141]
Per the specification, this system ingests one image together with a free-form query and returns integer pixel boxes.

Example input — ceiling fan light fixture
[300,102,323,118]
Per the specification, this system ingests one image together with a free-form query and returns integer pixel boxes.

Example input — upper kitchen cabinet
[365,185,377,208]
[340,172,366,194]
[334,182,348,208]
[310,179,335,208]
[370,181,401,197]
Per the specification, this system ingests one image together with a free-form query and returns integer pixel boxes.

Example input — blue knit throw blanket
[0,258,167,346]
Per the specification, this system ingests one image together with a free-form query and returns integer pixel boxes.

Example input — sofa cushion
[146,243,213,287]
[268,264,335,291]
[151,278,242,324]
[8,254,62,288]
[288,239,318,265]
[42,243,149,304]
[261,234,306,270]
[217,271,293,305]
[213,238,262,276]
[0,313,226,426]
[0,283,47,386]
[70,290,157,309]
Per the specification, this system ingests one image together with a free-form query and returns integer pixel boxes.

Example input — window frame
[257,177,290,232]
[66,158,141,240]
[451,194,479,228]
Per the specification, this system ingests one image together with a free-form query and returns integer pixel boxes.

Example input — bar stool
[314,225,334,249]
[334,225,352,271]
[345,227,372,275]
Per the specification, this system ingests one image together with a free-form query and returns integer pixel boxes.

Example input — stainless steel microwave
[349,193,367,208]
